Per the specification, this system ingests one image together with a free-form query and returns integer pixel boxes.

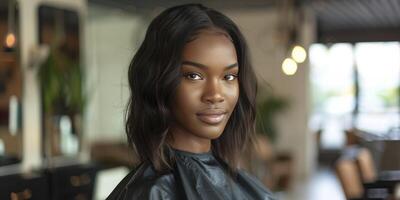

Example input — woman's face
[169,29,239,152]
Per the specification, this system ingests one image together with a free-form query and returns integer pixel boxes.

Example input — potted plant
[37,46,85,158]
[256,92,289,143]
[248,89,290,189]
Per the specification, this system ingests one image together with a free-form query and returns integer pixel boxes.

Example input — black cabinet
[0,172,50,200]
[45,164,98,200]
[0,163,98,200]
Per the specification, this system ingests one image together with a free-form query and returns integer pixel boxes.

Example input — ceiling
[310,0,400,43]
[89,0,276,11]
[89,0,400,43]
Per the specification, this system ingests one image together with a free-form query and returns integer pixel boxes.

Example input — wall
[84,4,148,144]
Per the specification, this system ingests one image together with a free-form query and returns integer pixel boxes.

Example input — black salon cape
[107,149,276,200]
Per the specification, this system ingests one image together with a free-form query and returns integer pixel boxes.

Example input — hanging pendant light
[5,33,16,48]
[282,57,297,76]
[291,45,307,63]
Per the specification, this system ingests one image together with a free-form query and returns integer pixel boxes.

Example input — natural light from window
[309,42,400,149]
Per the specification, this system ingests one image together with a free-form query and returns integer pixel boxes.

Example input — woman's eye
[224,74,238,81]
[185,73,202,80]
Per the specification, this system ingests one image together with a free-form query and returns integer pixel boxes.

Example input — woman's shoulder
[106,163,177,200]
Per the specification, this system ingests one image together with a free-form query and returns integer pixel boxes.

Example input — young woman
[107,4,275,200]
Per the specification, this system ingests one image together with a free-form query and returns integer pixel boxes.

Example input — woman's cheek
[225,83,239,108]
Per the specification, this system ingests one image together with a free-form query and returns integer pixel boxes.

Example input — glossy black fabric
[107,149,276,200]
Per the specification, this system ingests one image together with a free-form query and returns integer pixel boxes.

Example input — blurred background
[0,0,399,199]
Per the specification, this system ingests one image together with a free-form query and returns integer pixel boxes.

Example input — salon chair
[336,147,400,200]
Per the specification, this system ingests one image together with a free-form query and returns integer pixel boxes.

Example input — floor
[277,166,346,200]
[94,166,130,199]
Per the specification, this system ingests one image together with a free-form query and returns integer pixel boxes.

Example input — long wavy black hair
[125,3,257,173]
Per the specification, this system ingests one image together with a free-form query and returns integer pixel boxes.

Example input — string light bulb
[282,58,297,76]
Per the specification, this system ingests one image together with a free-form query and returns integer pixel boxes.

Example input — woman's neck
[167,127,211,153]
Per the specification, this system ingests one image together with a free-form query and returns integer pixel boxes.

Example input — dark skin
[168,29,240,153]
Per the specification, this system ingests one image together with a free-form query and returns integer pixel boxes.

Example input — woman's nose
[202,79,225,104]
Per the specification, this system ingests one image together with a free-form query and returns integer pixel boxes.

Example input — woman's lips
[196,113,226,125]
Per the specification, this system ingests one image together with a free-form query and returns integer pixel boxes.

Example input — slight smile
[196,110,227,125]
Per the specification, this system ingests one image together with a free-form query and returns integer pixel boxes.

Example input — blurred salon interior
[0,0,399,199]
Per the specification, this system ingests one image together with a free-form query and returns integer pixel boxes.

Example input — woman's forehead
[183,31,236,57]
[187,27,232,43]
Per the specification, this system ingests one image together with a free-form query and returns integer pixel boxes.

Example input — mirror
[38,5,82,165]
[0,0,22,167]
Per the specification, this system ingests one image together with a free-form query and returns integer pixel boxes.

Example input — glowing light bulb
[282,58,297,76]
[291,45,307,63]
[5,33,16,48]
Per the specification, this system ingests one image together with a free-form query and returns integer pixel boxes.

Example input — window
[309,42,400,148]
[355,42,400,134]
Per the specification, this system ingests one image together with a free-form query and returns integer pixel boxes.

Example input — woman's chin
[194,125,226,140]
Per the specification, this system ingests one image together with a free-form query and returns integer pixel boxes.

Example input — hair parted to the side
[125,3,257,173]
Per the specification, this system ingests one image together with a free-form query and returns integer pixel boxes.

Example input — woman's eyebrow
[182,61,238,70]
